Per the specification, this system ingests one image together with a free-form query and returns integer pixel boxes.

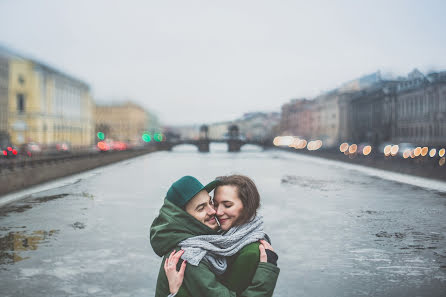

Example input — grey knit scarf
[178,215,265,275]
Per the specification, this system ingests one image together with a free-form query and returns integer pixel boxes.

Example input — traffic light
[97,132,105,140]
[142,132,152,142]
[154,133,163,142]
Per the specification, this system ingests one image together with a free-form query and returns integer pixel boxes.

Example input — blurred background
[1,1,446,296]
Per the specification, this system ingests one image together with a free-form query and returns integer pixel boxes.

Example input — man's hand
[164,249,187,294]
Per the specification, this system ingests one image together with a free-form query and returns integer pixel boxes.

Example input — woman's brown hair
[215,174,260,226]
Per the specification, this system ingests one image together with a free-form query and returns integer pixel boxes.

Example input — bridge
[161,124,269,152]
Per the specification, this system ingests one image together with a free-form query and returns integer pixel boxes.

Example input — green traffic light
[154,133,163,142]
[97,132,105,140]
[142,133,152,142]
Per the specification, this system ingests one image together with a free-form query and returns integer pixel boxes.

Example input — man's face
[184,190,218,230]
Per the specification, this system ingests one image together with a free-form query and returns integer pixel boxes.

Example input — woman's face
[213,185,244,231]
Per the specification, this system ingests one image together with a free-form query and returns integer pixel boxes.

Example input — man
[150,176,279,297]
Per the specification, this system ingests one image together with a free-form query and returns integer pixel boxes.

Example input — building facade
[95,102,148,144]
[0,53,9,145]
[393,70,446,146]
[279,69,446,149]
[347,81,398,146]
[280,99,311,137]
[234,112,280,142]
[0,46,94,147]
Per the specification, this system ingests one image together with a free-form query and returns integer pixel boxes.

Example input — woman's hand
[164,249,187,294]
[259,239,276,263]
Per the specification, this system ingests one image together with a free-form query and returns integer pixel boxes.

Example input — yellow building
[0,54,8,141]
[0,45,94,148]
[95,101,149,144]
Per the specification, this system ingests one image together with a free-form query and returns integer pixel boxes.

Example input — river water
[1,144,446,296]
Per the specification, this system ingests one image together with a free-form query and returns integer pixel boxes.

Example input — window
[18,75,25,85]
[17,93,25,113]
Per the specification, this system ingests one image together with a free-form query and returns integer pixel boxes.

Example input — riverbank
[0,148,157,197]
[274,146,446,182]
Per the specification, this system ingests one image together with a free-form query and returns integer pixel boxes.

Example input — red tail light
[7,147,12,151]
[2,150,6,156]
[12,149,17,155]
[97,141,108,151]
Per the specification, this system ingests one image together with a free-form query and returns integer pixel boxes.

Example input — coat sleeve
[223,242,261,293]
[182,260,280,297]
[239,262,280,297]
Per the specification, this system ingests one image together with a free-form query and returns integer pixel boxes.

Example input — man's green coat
[150,199,280,297]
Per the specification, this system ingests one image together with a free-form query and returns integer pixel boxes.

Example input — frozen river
[1,144,446,296]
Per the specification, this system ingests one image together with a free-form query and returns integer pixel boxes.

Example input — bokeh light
[97,141,109,151]
[340,143,349,153]
[363,145,372,156]
[142,133,152,142]
[297,139,307,149]
[390,145,399,156]
[403,149,410,159]
[440,157,446,166]
[384,145,391,156]
[439,148,445,158]
[291,137,300,148]
[414,147,421,157]
[421,147,429,157]
[349,144,357,154]
[154,133,164,142]
[429,148,436,158]
[306,141,314,151]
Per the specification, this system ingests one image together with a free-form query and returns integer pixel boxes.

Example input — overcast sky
[1,0,445,125]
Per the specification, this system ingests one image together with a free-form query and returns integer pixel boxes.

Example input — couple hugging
[150,174,280,297]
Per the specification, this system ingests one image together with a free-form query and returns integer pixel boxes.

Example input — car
[20,142,42,157]
[111,141,128,151]
[44,142,72,155]
[1,145,19,159]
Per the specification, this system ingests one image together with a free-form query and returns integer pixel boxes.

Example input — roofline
[0,43,90,89]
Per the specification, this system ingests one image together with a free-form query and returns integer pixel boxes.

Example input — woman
[165,175,279,296]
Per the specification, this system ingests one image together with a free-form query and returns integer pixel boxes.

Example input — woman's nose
[215,206,223,216]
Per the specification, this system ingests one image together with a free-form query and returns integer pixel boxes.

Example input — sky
[0,0,445,125]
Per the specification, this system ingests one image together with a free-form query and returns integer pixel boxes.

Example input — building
[95,101,149,144]
[0,45,94,147]
[279,69,446,149]
[279,72,383,147]
[280,99,320,140]
[315,90,342,147]
[235,112,280,142]
[0,52,9,145]
[146,110,161,135]
[206,112,280,142]
[208,122,230,140]
[346,81,398,146]
[393,69,446,146]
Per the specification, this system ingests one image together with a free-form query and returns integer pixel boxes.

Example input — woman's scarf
[178,215,265,275]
